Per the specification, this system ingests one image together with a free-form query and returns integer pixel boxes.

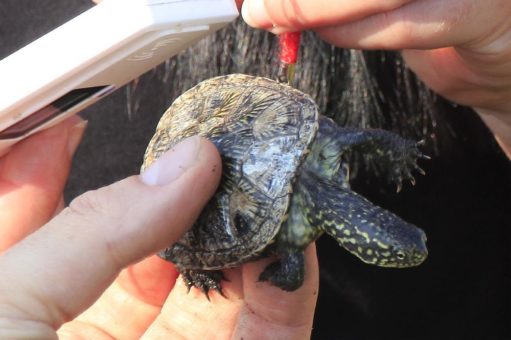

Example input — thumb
[0,136,221,337]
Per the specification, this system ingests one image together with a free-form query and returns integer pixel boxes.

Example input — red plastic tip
[279,32,301,65]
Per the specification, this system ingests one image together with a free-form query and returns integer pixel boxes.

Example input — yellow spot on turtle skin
[366,249,373,256]
[354,229,371,243]
[375,240,390,250]
[343,229,351,236]
[381,251,391,257]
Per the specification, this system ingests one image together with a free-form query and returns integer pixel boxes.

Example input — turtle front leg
[317,117,429,190]
[258,251,305,291]
[180,269,227,299]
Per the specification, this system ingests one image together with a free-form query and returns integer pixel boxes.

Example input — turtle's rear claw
[180,269,227,300]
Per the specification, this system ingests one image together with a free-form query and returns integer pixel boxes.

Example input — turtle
[142,74,428,294]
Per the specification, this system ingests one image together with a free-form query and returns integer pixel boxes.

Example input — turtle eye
[396,251,406,260]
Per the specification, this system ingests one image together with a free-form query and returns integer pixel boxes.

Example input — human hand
[0,121,318,339]
[241,0,511,156]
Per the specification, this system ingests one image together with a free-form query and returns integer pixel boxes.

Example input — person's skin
[241,0,511,158]
[0,116,319,339]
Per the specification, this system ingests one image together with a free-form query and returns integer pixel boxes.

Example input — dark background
[1,1,510,339]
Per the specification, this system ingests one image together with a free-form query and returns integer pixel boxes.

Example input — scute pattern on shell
[142,74,319,269]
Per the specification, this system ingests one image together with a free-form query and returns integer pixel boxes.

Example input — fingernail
[67,118,88,156]
[140,136,201,186]
[242,0,272,28]
[269,26,291,35]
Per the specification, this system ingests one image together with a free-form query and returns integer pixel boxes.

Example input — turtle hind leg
[258,251,305,291]
[180,269,227,299]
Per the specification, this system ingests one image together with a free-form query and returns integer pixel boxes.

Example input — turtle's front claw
[390,139,429,192]
[396,181,403,193]
[415,164,427,176]
[419,153,431,160]
[416,140,431,160]
[395,171,418,192]
[409,176,416,186]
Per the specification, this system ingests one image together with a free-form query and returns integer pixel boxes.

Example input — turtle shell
[142,74,318,269]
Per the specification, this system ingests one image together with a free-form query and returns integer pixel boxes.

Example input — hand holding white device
[0,0,239,155]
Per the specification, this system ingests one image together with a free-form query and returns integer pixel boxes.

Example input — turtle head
[304,173,428,268]
[343,215,428,268]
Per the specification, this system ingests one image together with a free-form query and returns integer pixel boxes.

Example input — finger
[141,267,245,339]
[142,245,319,339]
[315,0,501,50]
[402,48,474,101]
[116,255,180,307]
[0,137,221,335]
[0,116,86,251]
[59,255,180,339]
[242,0,411,30]
[403,46,511,110]
[233,244,319,339]
[52,196,66,217]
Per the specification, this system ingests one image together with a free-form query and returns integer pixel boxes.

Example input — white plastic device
[0,0,238,155]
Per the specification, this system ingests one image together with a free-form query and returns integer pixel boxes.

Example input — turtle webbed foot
[388,139,429,192]
[181,269,226,299]
[258,252,305,291]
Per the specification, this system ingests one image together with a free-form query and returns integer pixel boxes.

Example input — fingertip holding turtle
[143,74,429,298]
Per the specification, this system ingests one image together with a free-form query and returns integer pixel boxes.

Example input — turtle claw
[415,165,426,176]
[395,172,417,192]
[404,171,416,186]
[389,138,430,191]
[396,181,403,193]
[180,269,227,300]
[389,139,431,193]
[416,140,431,159]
